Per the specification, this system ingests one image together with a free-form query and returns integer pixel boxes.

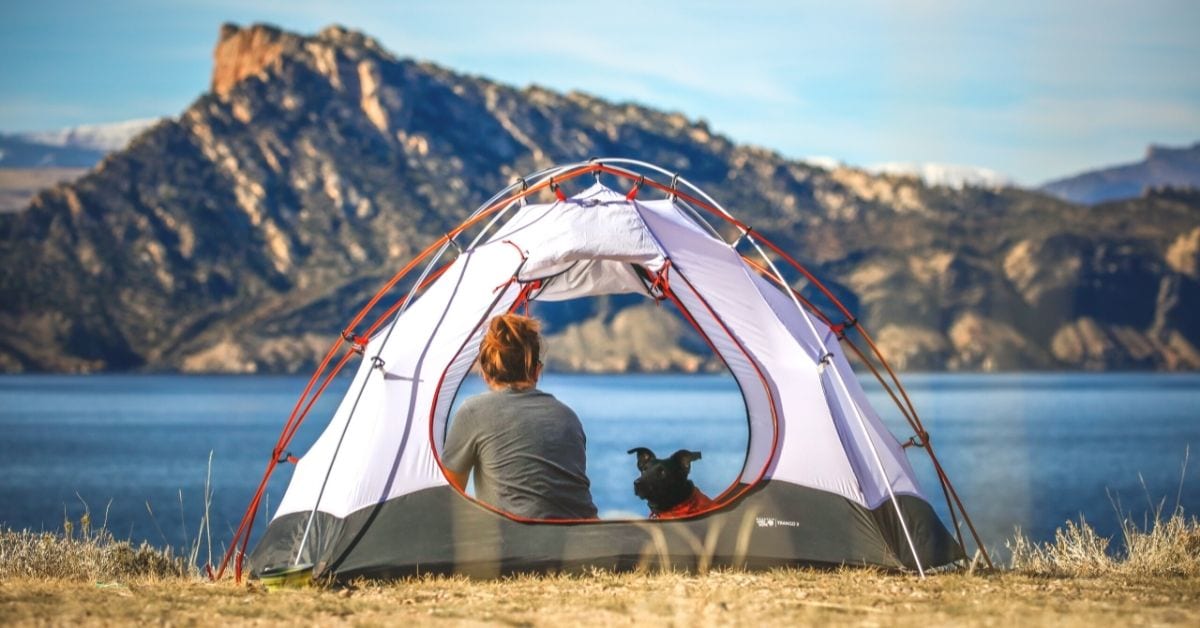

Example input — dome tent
[220,159,988,582]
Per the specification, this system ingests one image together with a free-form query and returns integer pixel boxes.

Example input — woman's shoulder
[460,388,574,414]
[459,389,506,409]
[454,390,501,419]
[526,389,579,417]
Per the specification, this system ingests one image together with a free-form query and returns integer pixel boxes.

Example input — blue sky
[1,0,1197,184]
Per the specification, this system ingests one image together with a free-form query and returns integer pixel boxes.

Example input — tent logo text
[756,516,801,528]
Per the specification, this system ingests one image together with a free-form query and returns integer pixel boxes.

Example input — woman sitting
[442,313,598,520]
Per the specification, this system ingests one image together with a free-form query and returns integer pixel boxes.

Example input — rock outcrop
[1,23,1199,374]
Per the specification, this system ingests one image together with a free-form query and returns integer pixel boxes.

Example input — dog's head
[627,447,702,513]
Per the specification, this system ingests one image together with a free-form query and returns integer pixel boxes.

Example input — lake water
[1,372,1197,562]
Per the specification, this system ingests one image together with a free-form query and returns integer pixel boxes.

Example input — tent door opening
[429,280,767,522]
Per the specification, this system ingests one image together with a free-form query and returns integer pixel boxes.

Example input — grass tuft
[1008,510,1200,577]
[0,523,188,581]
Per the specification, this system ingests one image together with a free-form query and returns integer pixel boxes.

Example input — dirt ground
[2,568,1198,627]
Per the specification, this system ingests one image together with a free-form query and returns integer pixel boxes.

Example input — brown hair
[478,313,542,388]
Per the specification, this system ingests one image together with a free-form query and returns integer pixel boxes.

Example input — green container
[257,563,314,590]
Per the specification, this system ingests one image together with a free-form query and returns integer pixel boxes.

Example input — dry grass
[2,497,1198,625]
[1,567,1198,626]
[0,524,186,582]
[1008,508,1200,577]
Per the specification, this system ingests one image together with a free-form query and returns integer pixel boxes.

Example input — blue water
[1,373,1197,561]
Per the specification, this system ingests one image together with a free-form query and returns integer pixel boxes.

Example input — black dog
[627,447,713,519]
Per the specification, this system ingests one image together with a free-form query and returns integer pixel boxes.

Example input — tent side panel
[634,199,867,503]
[872,495,967,570]
[273,242,526,522]
[750,271,927,506]
[827,347,928,506]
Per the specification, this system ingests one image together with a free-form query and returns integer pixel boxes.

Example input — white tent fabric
[274,183,928,522]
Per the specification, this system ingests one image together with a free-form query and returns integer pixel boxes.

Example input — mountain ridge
[1040,142,1200,205]
[2,22,1198,374]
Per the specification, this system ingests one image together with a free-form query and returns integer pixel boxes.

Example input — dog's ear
[670,450,702,474]
[627,447,656,471]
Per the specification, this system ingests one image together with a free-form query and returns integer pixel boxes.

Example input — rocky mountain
[1041,142,1200,205]
[2,23,1199,374]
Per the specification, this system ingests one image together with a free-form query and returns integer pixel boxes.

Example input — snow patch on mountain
[800,155,843,171]
[800,156,1014,190]
[17,117,162,152]
[867,161,1014,189]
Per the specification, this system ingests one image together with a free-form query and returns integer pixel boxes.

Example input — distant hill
[0,135,104,168]
[0,119,162,210]
[0,168,88,212]
[0,135,101,211]
[1040,142,1200,204]
[2,23,1199,374]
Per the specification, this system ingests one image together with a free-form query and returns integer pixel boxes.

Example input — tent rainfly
[219,159,990,582]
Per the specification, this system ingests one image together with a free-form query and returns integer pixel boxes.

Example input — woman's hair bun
[478,313,542,386]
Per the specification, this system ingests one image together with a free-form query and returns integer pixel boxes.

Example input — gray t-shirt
[443,388,597,520]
